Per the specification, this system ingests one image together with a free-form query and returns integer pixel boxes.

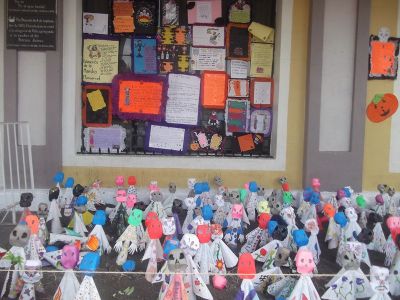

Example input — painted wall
[362,0,400,190]
[63,0,310,189]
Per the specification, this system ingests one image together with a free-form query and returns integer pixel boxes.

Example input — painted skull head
[72,184,84,197]
[37,203,48,218]
[172,199,183,215]
[387,216,400,231]
[210,224,223,240]
[167,248,187,273]
[370,266,390,293]
[257,213,271,229]
[79,252,100,274]
[345,207,358,221]
[126,194,137,208]
[229,191,240,203]
[162,217,176,235]
[196,224,211,243]
[22,260,42,283]
[115,175,124,187]
[116,189,127,203]
[180,233,200,256]
[148,180,159,192]
[184,197,196,210]
[147,218,163,239]
[357,227,374,244]
[127,176,136,186]
[151,191,163,202]
[231,204,244,219]
[238,253,256,279]
[214,176,223,186]
[323,203,335,218]
[25,215,39,235]
[187,178,196,189]
[270,200,283,215]
[377,183,388,194]
[305,219,319,234]
[128,209,143,226]
[20,192,33,208]
[280,206,295,225]
[388,186,396,197]
[295,248,315,274]
[342,242,362,270]
[145,212,159,228]
[61,245,79,269]
[9,223,31,247]
[168,182,177,194]
[274,247,291,267]
[257,200,270,214]
[378,27,391,42]
[257,186,265,197]
[49,186,60,201]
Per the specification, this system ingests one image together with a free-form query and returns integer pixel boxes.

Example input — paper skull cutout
[270,200,283,215]
[280,206,296,225]
[370,266,390,293]
[257,213,271,229]
[22,259,42,284]
[231,204,244,219]
[145,212,159,228]
[180,233,200,256]
[20,192,33,207]
[26,215,39,235]
[257,186,265,197]
[126,194,137,208]
[49,186,60,201]
[238,253,256,279]
[37,203,48,219]
[388,186,396,197]
[61,245,79,269]
[272,224,288,241]
[9,223,31,247]
[274,247,291,267]
[295,248,315,274]
[341,247,361,270]
[377,183,388,194]
[197,224,211,243]
[305,218,318,234]
[115,175,124,187]
[375,194,384,205]
[162,217,176,235]
[168,182,177,194]
[116,190,127,203]
[210,224,223,240]
[184,197,196,210]
[167,248,187,273]
[128,209,143,226]
[147,218,163,239]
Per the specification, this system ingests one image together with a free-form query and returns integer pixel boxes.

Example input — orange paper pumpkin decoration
[366,93,398,123]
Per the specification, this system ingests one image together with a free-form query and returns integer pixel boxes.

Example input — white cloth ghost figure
[38,217,48,246]
[384,235,397,267]
[0,246,26,299]
[143,192,166,220]
[240,226,268,254]
[194,225,214,284]
[344,207,362,241]
[389,251,400,296]
[19,259,42,300]
[163,192,175,217]
[25,233,46,261]
[53,269,80,300]
[367,222,386,253]
[88,225,111,255]
[73,211,88,237]
[210,225,238,274]
[280,207,298,251]
[114,226,139,266]
[47,200,63,234]
[213,195,227,226]
[142,225,164,283]
[305,219,321,265]
[61,187,74,217]
[252,240,282,270]
[245,190,258,222]
[237,279,259,300]
[267,275,297,299]
[252,266,283,292]
[289,249,321,300]
[323,242,373,300]
[325,215,340,249]
[298,200,317,225]
[74,276,101,300]
[358,210,367,229]
[182,197,196,234]
[370,266,391,300]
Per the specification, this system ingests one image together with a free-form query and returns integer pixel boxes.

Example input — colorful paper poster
[133,0,158,35]
[133,38,157,74]
[227,23,250,60]
[228,79,249,97]
[187,0,222,24]
[161,0,180,26]
[157,26,191,74]
[190,47,226,71]
[192,26,225,47]
[250,43,274,77]
[369,35,399,79]
[83,126,126,152]
[190,129,224,152]
[166,74,200,126]
[225,99,250,135]
[82,39,119,83]
[83,13,108,35]
[148,125,186,152]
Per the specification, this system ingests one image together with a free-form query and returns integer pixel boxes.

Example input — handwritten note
[113,16,134,33]
[149,125,186,151]
[250,43,273,77]
[87,89,106,111]
[113,1,134,16]
[229,60,249,79]
[82,39,119,83]
[118,81,163,115]
[83,13,108,35]
[83,126,126,152]
[190,47,226,71]
[253,81,271,105]
[166,74,201,125]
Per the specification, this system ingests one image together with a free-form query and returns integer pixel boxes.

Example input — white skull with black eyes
[9,223,31,247]
[162,217,176,236]
[378,27,390,42]
[180,233,200,257]
[167,249,187,273]
[370,266,390,294]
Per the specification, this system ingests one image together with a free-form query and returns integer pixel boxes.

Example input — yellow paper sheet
[82,39,119,83]
[87,89,106,111]
[250,43,273,77]
[248,22,274,43]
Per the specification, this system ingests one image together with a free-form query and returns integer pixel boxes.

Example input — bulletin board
[80,0,276,157]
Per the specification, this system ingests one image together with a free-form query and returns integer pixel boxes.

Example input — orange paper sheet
[118,81,163,115]
[237,134,255,152]
[113,1,133,16]
[370,41,396,76]
[202,72,228,109]
[113,16,134,33]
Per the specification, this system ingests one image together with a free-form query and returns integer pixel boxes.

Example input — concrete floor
[0,213,396,300]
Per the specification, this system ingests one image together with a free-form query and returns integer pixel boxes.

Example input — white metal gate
[0,122,35,224]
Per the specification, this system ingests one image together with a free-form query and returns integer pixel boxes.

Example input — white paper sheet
[149,125,185,151]
[196,2,213,23]
[82,13,108,35]
[253,81,271,105]
[230,60,249,78]
[190,47,226,71]
[166,74,200,126]
[192,26,225,47]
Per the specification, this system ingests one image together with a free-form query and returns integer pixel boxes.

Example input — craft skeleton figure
[143,217,164,283]
[240,213,270,254]
[223,204,246,249]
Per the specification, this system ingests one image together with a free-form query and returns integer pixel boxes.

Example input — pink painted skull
[61,245,79,269]
[115,176,124,187]
[295,248,315,274]
[116,189,127,203]
[232,204,244,219]
[126,194,137,208]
